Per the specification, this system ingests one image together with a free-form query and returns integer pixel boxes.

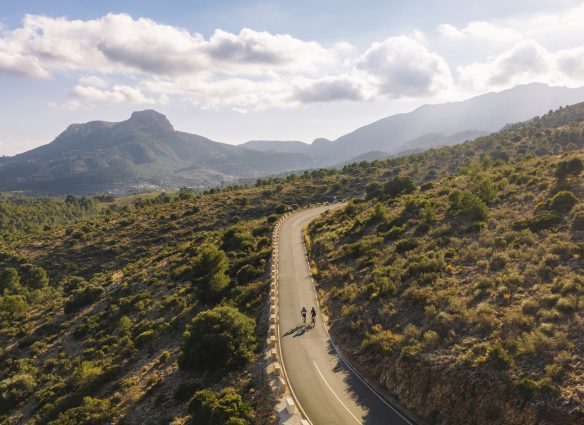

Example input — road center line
[313,361,362,425]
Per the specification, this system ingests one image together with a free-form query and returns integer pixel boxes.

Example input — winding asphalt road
[277,206,415,425]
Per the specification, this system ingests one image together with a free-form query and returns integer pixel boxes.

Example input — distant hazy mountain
[314,83,584,165]
[0,110,312,194]
[241,140,310,155]
[394,129,489,153]
[246,83,584,166]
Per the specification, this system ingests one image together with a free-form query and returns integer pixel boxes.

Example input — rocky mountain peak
[126,110,174,133]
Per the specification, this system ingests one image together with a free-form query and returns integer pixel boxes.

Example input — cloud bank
[1,4,584,111]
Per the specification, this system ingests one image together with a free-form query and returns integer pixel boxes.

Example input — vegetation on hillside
[1,101,584,424]
[0,170,368,425]
[308,110,584,422]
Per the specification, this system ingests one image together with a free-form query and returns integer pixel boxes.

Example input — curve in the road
[277,206,417,425]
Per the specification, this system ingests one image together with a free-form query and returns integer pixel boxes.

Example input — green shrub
[47,396,112,425]
[476,177,497,204]
[449,191,488,222]
[384,176,416,197]
[369,203,390,224]
[361,330,403,355]
[118,315,133,334]
[64,284,105,314]
[274,204,289,214]
[135,330,156,348]
[379,278,397,297]
[404,256,446,279]
[0,267,21,294]
[158,350,172,364]
[521,299,539,315]
[474,277,493,294]
[0,294,29,318]
[489,253,507,271]
[62,276,88,295]
[512,213,560,232]
[383,226,403,241]
[420,182,433,191]
[572,212,584,231]
[478,342,513,370]
[188,388,251,425]
[548,191,577,214]
[400,344,422,359]
[515,378,538,399]
[556,158,583,178]
[179,306,255,372]
[222,227,254,252]
[73,361,103,389]
[395,239,418,254]
[422,330,440,349]
[188,245,230,301]
[369,277,396,299]
[555,297,577,314]
[365,181,384,199]
[236,264,263,284]
[19,264,49,289]
[0,374,36,413]
[545,363,565,382]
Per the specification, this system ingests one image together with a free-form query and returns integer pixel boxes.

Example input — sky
[1,0,584,155]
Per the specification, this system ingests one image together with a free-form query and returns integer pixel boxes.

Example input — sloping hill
[306,102,584,425]
[240,140,310,154]
[286,83,583,166]
[0,110,313,194]
[2,100,584,425]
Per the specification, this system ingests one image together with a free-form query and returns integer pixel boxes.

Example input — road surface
[277,206,415,425]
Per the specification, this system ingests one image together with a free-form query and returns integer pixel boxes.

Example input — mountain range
[0,110,313,194]
[1,83,584,194]
[243,83,584,164]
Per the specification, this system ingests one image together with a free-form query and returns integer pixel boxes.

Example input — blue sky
[1,0,584,154]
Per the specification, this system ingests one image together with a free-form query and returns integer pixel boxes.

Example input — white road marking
[313,361,362,425]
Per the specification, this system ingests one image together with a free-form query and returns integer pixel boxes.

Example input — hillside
[306,103,584,424]
[240,140,310,155]
[1,100,584,425]
[0,165,374,424]
[0,111,313,195]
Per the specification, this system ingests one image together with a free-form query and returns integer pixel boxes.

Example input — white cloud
[459,40,551,89]
[2,4,584,111]
[519,3,584,48]
[0,13,356,109]
[141,75,297,111]
[440,3,584,91]
[293,75,370,103]
[0,13,339,79]
[72,85,156,104]
[357,36,453,97]
[458,39,584,90]
[557,47,584,80]
[78,75,108,88]
[437,24,465,40]
[438,21,521,43]
[0,51,49,79]
[204,28,336,74]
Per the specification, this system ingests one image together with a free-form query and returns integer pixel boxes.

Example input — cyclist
[310,307,317,325]
[301,306,307,324]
